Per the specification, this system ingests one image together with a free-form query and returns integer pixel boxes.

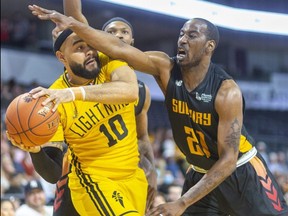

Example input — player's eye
[189,34,197,39]
[76,43,88,51]
[107,30,116,35]
[77,45,84,50]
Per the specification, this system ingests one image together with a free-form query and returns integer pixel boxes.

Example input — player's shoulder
[49,74,66,89]
[98,52,129,76]
[217,79,242,104]
[98,52,127,65]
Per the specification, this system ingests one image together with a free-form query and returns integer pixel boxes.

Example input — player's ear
[206,40,216,53]
[130,38,135,46]
[56,51,66,64]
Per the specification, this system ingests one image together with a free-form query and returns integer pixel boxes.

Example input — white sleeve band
[79,87,86,101]
[68,88,75,101]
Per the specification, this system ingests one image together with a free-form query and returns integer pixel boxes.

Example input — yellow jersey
[50,52,139,179]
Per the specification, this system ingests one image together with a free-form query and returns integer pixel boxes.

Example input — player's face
[104,21,134,46]
[61,33,100,79]
[177,19,210,68]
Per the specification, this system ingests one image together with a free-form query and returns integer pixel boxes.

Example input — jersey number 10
[100,114,128,147]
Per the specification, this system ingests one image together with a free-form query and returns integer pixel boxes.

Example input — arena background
[1,0,287,208]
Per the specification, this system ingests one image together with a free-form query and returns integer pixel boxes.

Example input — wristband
[72,87,85,101]
[79,87,86,101]
[68,88,75,101]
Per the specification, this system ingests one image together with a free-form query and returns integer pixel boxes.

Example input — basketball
[5,93,60,147]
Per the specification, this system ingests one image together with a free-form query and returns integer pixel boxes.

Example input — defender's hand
[28,4,75,32]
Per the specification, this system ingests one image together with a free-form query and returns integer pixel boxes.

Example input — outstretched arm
[64,0,88,24]
[63,0,172,97]
[28,4,172,78]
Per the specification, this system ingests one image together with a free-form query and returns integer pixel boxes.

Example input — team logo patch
[175,80,183,86]
[112,191,125,207]
[196,92,212,102]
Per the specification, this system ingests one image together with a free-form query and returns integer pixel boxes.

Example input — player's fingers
[52,100,60,112]
[6,133,19,146]
[28,5,53,20]
[15,143,41,153]
[28,5,44,16]
[28,5,37,12]
[5,133,18,146]
[22,145,41,153]
[29,86,45,95]
[41,96,54,106]
[29,5,50,14]
[6,131,11,140]
[31,90,49,99]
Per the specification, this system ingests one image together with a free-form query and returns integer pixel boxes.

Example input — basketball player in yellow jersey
[8,29,148,215]
[63,0,157,211]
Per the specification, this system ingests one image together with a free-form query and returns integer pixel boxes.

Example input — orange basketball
[5,93,60,147]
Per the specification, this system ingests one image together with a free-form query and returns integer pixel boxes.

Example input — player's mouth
[177,48,187,61]
[85,58,96,66]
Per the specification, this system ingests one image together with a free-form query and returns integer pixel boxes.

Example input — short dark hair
[195,18,219,48]
[102,17,134,36]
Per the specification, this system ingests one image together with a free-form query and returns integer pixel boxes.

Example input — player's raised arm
[64,0,88,24]
[28,4,172,77]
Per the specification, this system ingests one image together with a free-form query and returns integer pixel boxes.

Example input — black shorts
[53,174,80,216]
[182,153,288,216]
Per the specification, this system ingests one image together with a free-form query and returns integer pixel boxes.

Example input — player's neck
[182,61,210,92]
[66,73,94,86]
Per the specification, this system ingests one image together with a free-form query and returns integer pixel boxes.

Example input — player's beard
[69,58,101,79]
[179,48,205,69]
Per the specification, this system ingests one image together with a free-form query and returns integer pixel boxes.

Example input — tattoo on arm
[225,119,241,153]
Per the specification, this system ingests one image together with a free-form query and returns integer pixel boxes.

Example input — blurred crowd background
[1,0,288,215]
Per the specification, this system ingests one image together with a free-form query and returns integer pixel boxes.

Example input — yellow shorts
[68,167,148,216]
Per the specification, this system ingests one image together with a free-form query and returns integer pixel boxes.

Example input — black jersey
[165,58,255,170]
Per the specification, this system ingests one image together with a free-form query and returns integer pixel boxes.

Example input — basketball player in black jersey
[29,4,288,216]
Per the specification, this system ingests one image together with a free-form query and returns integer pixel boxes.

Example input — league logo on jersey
[175,80,183,86]
[196,92,212,103]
